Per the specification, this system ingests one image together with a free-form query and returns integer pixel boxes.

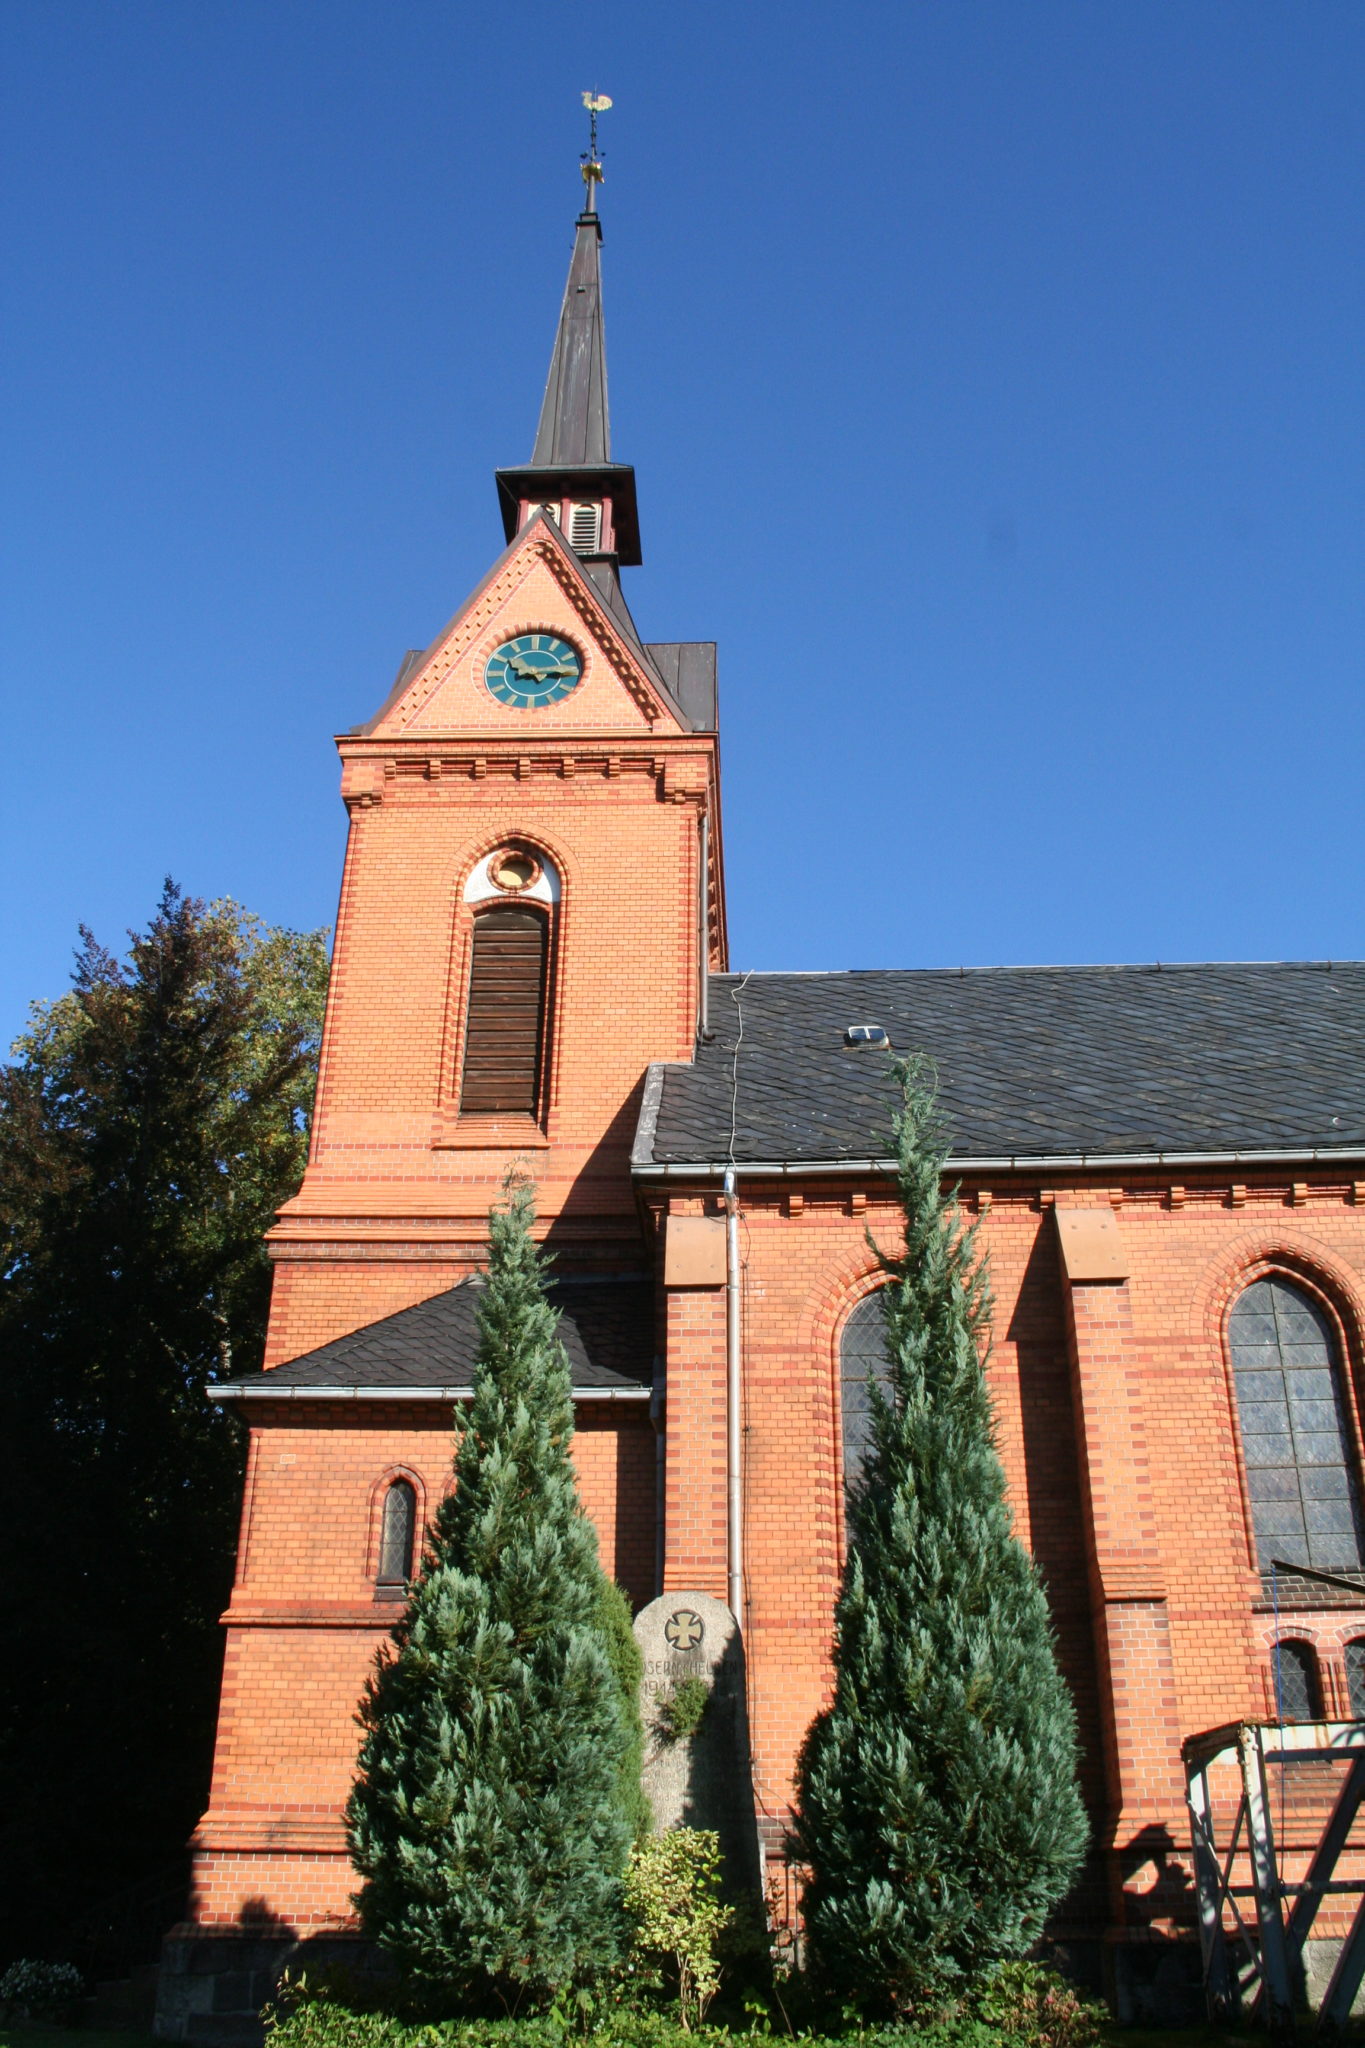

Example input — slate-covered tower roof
[531,189,611,466]
[495,172,643,567]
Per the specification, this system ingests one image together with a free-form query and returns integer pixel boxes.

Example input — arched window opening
[377,1479,417,1587]
[840,1290,895,1487]
[1273,1639,1322,1722]
[1346,1641,1365,1719]
[459,906,549,1115]
[1229,1277,1364,1577]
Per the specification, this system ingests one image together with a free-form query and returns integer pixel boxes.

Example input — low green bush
[0,1959,85,2023]
[974,1962,1105,2048]
[622,1831,732,2028]
[263,1961,1104,2048]
[652,1681,710,1749]
[264,1996,915,2048]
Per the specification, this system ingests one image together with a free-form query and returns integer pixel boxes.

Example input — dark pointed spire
[531,189,609,466]
[494,145,642,567]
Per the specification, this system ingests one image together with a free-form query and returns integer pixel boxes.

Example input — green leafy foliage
[792,1058,1089,2012]
[0,1959,85,2021]
[973,1962,1105,2048]
[622,1831,734,2030]
[263,1981,1101,2048]
[346,1181,635,2005]
[0,884,328,1957]
[653,1679,710,1748]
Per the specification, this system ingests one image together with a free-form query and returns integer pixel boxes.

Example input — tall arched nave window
[840,1291,895,1487]
[376,1477,417,1589]
[1272,1638,1322,1722]
[1228,1276,1365,1578]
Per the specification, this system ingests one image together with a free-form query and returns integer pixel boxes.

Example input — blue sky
[2,1,1362,1046]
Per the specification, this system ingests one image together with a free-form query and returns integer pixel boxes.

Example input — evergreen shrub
[793,1058,1089,2011]
[0,1958,86,2022]
[597,1577,651,1845]
[346,1180,635,2004]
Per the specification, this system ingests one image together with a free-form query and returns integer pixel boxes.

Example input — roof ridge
[703,959,1362,981]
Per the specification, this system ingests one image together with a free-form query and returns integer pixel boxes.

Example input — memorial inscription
[631,1591,760,1895]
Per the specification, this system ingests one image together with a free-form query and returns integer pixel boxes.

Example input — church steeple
[530,189,610,467]
[495,139,642,567]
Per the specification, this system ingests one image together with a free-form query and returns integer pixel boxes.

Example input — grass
[1105,2032,1248,2048]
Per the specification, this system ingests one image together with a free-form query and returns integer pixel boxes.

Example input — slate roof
[217,1277,653,1397]
[641,963,1365,1168]
[646,643,718,733]
[531,203,610,468]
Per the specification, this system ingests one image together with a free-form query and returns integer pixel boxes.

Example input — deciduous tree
[0,884,328,1956]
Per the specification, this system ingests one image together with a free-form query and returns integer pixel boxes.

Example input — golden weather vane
[581,89,612,189]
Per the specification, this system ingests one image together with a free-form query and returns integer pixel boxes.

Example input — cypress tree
[793,1059,1088,2012]
[346,1182,633,2004]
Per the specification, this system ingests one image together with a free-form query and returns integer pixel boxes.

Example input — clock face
[484,632,583,709]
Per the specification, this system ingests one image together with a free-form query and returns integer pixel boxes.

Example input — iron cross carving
[664,1608,704,1651]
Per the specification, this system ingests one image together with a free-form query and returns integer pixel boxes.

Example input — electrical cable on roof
[727,971,755,1167]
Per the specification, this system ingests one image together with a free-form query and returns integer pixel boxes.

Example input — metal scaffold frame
[1185,1720,1365,2034]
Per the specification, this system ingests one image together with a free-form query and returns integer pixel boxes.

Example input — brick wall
[194,1402,655,1928]
[649,1175,1365,1944]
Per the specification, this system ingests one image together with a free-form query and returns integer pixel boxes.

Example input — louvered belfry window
[459,906,549,1115]
[568,501,601,553]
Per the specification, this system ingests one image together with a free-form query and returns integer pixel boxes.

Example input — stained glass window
[840,1291,894,1485]
[378,1478,417,1584]
[1345,1641,1365,1719]
[1229,1277,1364,1575]
[1273,1639,1321,1722]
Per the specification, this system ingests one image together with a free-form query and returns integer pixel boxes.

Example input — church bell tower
[264,156,726,1341]
[168,149,729,1986]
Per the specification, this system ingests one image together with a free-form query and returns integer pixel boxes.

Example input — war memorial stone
[632,1591,761,1893]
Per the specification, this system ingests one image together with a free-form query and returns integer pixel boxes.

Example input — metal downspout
[698,811,710,1041]
[723,1166,743,1624]
[650,1357,666,1600]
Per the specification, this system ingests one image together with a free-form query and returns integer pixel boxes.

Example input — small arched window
[840,1291,895,1486]
[1345,1641,1365,1718]
[1273,1639,1322,1722]
[459,906,549,1116]
[1229,1277,1364,1576]
[377,1479,417,1588]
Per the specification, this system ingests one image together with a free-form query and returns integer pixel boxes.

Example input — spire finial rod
[580,90,611,212]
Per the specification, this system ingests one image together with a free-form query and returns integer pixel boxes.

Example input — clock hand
[508,654,577,681]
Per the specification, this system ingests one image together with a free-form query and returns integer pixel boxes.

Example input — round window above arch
[464,847,560,907]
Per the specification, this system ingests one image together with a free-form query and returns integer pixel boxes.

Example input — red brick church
[158,167,1365,2035]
